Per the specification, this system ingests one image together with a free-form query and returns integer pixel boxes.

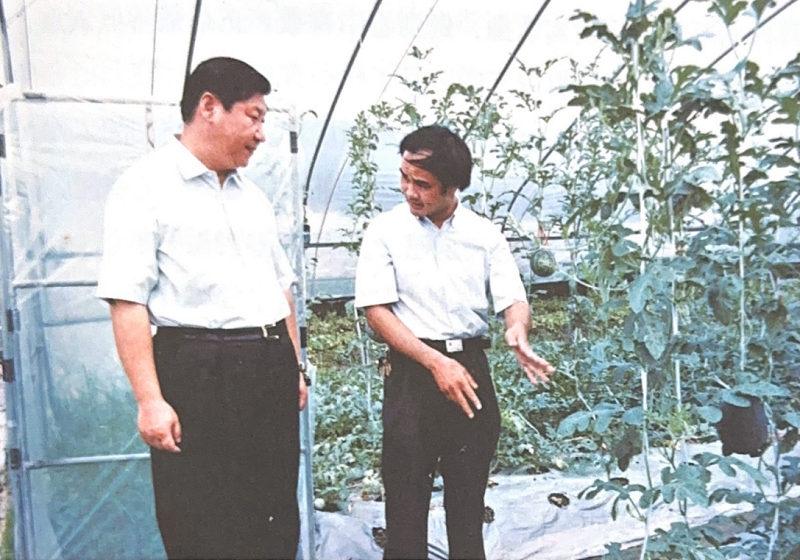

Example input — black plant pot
[715,395,769,458]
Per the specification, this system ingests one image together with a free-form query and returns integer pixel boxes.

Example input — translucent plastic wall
[0,95,312,559]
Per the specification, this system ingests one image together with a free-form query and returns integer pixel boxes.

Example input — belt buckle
[445,339,463,353]
[261,324,279,340]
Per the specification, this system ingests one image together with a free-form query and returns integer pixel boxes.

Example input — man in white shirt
[355,125,554,560]
[97,57,307,560]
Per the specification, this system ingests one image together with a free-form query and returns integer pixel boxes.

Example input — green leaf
[783,412,800,429]
[719,460,737,477]
[722,391,751,407]
[612,239,637,258]
[736,382,790,398]
[629,275,652,313]
[750,0,775,19]
[594,410,614,434]
[697,406,723,424]
[639,487,660,509]
[709,0,748,25]
[719,457,769,485]
[623,406,645,425]
[644,328,667,361]
[707,276,742,325]
[764,300,788,336]
[663,483,676,503]
[689,165,722,183]
[557,411,592,437]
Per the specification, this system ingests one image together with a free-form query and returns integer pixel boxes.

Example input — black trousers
[150,322,300,560]
[381,346,501,560]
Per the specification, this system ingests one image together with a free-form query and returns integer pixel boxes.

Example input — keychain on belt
[378,354,391,377]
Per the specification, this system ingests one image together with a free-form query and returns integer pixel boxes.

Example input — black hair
[399,125,472,191]
[180,57,271,123]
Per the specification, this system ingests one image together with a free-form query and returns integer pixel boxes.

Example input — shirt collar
[416,198,462,230]
[170,136,243,188]
[448,199,464,228]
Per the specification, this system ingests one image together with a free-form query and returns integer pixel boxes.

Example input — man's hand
[505,322,554,385]
[138,398,182,453]
[429,355,482,419]
[299,373,309,411]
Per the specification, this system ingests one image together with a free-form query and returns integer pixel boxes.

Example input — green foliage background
[312,0,800,557]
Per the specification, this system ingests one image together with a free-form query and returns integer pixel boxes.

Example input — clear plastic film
[0,96,309,559]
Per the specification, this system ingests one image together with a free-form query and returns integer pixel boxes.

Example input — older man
[97,57,307,560]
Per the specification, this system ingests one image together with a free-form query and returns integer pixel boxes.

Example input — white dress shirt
[354,201,526,340]
[96,138,295,328]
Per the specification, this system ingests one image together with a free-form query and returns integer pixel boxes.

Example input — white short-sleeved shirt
[354,201,527,340]
[96,138,295,328]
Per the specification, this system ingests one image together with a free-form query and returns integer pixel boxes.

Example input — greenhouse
[0,0,798,558]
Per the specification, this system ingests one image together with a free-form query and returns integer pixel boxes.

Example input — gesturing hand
[505,323,554,385]
[429,355,482,419]
[138,398,182,453]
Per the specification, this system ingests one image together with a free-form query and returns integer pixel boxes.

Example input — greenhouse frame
[0,0,798,559]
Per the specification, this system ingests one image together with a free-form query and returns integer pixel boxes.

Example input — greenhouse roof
[1,0,798,299]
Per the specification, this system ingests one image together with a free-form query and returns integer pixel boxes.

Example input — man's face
[399,151,457,225]
[212,92,267,170]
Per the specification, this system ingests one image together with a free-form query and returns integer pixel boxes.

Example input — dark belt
[156,320,286,342]
[420,336,490,354]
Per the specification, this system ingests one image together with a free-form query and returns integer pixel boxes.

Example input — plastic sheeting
[315,442,800,560]
[0,95,311,559]
[1,0,798,295]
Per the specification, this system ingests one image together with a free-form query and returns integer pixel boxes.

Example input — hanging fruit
[530,247,557,277]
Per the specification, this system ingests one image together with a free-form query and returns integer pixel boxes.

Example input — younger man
[355,125,554,559]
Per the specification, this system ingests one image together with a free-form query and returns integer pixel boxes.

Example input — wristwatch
[298,362,312,386]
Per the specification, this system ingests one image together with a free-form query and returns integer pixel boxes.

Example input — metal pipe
[302,0,384,205]
[482,0,552,110]
[707,0,799,68]
[13,280,98,289]
[0,0,14,83]
[184,0,202,82]
[20,91,177,106]
[24,453,150,470]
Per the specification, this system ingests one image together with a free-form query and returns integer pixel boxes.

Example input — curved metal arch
[0,0,13,83]
[302,0,385,206]
[494,0,796,233]
[185,0,203,83]
[462,0,552,142]
[307,0,442,299]
[707,0,798,68]
[313,0,560,245]
[483,0,552,111]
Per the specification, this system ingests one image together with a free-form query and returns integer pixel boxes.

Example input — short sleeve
[487,227,527,313]
[354,219,399,308]
[271,235,295,291]
[95,173,159,304]
[259,195,295,291]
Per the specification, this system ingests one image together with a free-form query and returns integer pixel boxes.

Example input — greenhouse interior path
[315,442,800,560]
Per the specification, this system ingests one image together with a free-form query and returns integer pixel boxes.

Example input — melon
[530,248,557,277]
